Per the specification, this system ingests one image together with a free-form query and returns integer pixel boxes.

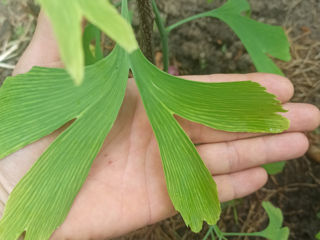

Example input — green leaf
[204,201,289,239]
[0,46,130,239]
[315,213,320,240]
[130,50,289,232]
[0,1,290,237]
[36,0,137,85]
[78,0,137,52]
[257,201,289,240]
[207,0,291,75]
[263,161,286,175]
[0,67,95,159]
[207,0,291,174]
[83,23,103,65]
[130,50,220,232]
[35,0,83,84]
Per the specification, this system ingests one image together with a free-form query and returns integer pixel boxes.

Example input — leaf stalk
[151,0,169,72]
[166,11,211,33]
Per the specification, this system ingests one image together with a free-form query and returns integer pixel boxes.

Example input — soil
[0,0,37,84]
[0,0,320,240]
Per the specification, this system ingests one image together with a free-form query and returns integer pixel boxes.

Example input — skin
[0,13,319,240]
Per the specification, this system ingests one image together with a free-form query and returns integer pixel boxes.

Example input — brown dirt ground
[0,0,319,240]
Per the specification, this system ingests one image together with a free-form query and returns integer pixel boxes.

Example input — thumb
[13,10,62,75]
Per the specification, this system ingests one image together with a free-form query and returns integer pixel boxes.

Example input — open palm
[0,13,319,240]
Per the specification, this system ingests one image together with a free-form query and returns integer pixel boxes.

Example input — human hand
[0,13,319,240]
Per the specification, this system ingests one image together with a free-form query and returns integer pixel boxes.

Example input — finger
[0,132,58,216]
[13,11,62,75]
[214,167,268,202]
[179,102,320,144]
[198,132,309,175]
[282,103,320,132]
[182,73,294,103]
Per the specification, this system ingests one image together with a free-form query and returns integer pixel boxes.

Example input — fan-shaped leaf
[36,0,137,84]
[258,201,289,240]
[207,0,291,75]
[0,46,130,239]
[0,1,290,237]
[130,50,289,231]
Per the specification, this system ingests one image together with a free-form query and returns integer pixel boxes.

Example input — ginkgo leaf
[0,0,291,237]
[83,23,103,65]
[207,0,291,75]
[130,49,289,232]
[36,0,137,84]
[0,46,126,160]
[206,201,289,238]
[257,201,289,240]
[205,0,291,174]
[78,0,137,52]
[35,0,83,84]
[263,161,286,175]
[0,45,130,239]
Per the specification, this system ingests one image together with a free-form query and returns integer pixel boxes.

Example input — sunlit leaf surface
[0,46,129,240]
[0,0,290,237]
[205,0,291,174]
[130,50,288,231]
[36,0,137,84]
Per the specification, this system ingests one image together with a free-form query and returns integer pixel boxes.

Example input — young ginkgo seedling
[0,0,290,239]
[152,0,291,174]
[203,201,289,240]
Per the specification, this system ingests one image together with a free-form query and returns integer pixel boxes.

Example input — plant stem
[231,201,239,225]
[137,0,154,63]
[166,11,211,33]
[209,221,264,238]
[221,231,261,237]
[212,225,227,240]
[151,0,169,72]
[202,226,215,240]
[113,0,132,8]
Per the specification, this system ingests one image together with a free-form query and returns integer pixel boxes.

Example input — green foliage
[157,0,291,183]
[36,0,137,85]
[203,201,289,240]
[165,0,291,76]
[314,212,320,240]
[262,161,286,175]
[131,50,221,232]
[82,23,103,65]
[1,0,8,6]
[257,201,289,240]
[204,0,291,174]
[0,0,290,238]
[130,49,287,232]
[207,0,291,75]
[13,26,25,38]
[131,50,288,134]
[0,46,130,239]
